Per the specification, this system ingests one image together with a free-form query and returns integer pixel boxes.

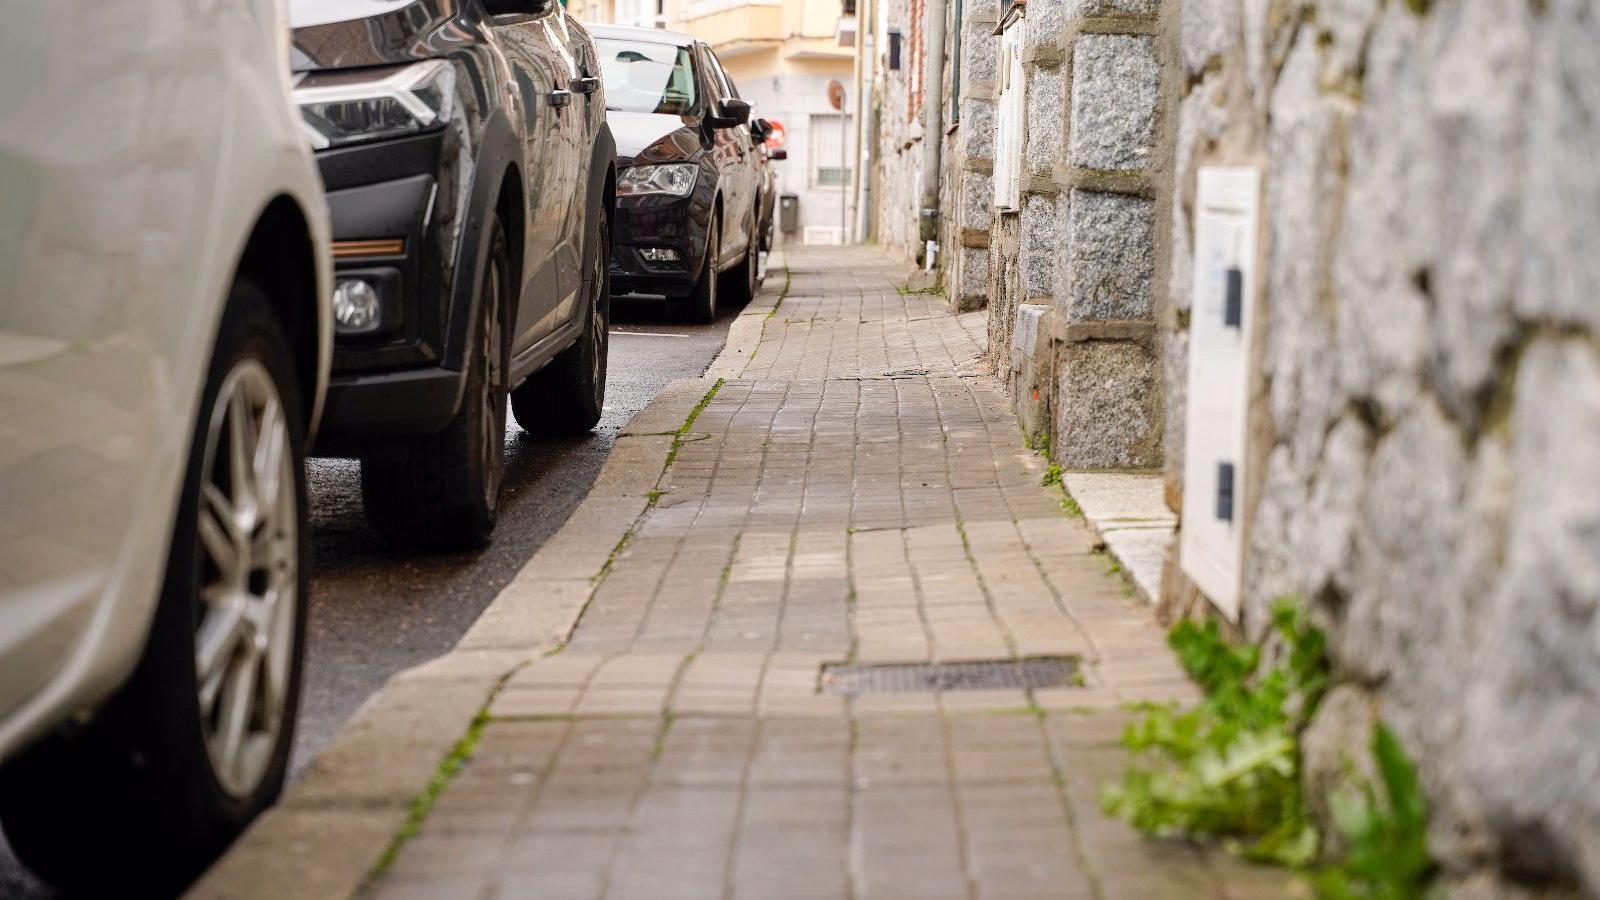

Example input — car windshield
[596,39,698,116]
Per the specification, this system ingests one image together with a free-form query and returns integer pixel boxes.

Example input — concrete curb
[188,264,789,900]
[705,245,786,380]
[1060,471,1177,605]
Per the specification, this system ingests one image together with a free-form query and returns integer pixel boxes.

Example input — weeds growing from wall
[1101,600,1435,898]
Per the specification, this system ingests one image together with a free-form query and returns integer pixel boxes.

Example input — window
[685,0,780,18]
[701,47,738,100]
[810,113,853,188]
[612,0,656,27]
[596,39,699,115]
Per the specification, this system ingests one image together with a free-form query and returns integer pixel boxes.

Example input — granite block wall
[981,0,1170,468]
[1161,0,1600,893]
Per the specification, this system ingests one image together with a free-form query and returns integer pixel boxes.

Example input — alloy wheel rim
[748,230,758,295]
[195,359,297,799]
[482,263,505,509]
[707,221,719,317]
[590,232,607,390]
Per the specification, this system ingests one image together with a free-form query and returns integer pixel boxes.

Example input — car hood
[612,110,705,166]
[289,0,475,72]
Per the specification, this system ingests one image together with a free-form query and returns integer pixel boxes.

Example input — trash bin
[779,193,800,235]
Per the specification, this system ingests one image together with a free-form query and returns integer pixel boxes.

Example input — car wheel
[360,217,511,551]
[677,209,720,324]
[511,200,610,435]
[0,279,309,894]
[722,212,759,307]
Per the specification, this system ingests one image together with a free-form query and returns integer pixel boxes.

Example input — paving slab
[1060,470,1177,604]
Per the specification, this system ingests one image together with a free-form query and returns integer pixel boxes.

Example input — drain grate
[818,658,1079,695]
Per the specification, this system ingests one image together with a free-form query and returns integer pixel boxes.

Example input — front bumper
[610,192,708,297]
[312,130,467,451]
[314,366,464,456]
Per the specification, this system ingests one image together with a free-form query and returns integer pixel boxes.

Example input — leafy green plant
[1101,600,1327,865]
[1312,726,1435,900]
[1101,600,1438,892]
[1042,463,1063,487]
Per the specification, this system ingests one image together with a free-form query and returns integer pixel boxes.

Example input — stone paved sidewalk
[239,248,1292,899]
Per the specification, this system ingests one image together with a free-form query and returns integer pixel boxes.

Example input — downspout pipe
[918,0,947,246]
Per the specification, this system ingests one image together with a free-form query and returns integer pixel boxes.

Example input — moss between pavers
[365,377,732,884]
[662,378,724,471]
[367,710,490,879]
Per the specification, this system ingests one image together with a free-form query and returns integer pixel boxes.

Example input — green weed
[1101,599,1437,894]
[1311,726,1435,899]
[1101,600,1326,866]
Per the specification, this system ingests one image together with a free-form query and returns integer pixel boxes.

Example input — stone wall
[939,0,998,311]
[1163,0,1600,893]
[981,0,1170,469]
[871,0,929,263]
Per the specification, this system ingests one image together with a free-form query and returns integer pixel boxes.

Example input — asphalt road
[0,291,739,898]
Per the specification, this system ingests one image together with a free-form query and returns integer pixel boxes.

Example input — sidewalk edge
[188,332,764,898]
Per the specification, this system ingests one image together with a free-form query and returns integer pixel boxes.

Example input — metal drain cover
[818,658,1078,695]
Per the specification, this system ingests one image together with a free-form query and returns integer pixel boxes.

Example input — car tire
[722,211,759,307]
[360,217,511,551]
[511,201,610,435]
[677,209,720,324]
[0,279,309,894]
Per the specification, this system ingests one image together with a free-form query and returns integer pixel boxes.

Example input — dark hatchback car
[290,0,617,550]
[590,25,764,322]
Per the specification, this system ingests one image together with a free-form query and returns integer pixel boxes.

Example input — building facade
[863,0,1600,894]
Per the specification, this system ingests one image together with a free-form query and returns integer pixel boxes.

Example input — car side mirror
[710,97,751,129]
[750,119,770,141]
[483,0,553,15]
[768,148,788,160]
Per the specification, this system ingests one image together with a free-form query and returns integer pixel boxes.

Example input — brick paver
[367,248,1289,899]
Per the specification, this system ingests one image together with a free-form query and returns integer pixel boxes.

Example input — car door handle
[570,76,600,94]
[549,89,572,108]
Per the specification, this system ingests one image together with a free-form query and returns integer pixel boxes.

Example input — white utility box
[1179,166,1261,621]
[993,3,1025,212]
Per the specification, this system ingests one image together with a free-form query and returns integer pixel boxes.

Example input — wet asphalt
[0,291,740,898]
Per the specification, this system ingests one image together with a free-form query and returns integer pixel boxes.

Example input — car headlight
[294,60,454,150]
[617,164,699,198]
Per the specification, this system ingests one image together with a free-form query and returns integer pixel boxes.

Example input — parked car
[592,25,763,322]
[0,0,331,891]
[750,117,788,254]
[290,0,617,550]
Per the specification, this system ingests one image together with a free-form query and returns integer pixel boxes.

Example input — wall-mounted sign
[764,118,786,147]
[1179,166,1261,621]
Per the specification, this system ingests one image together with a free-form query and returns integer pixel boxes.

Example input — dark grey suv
[290,0,617,550]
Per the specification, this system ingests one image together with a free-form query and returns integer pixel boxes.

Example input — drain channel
[818,658,1079,695]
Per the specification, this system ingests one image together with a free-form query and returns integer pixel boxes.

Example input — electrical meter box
[993,3,1025,212]
[1179,166,1261,621]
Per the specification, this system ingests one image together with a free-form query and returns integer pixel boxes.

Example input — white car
[0,0,331,890]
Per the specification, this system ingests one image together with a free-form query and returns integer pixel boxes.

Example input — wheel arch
[494,162,526,306]
[235,195,322,433]
[587,122,618,231]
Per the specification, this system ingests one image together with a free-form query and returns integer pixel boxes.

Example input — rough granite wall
[1163,0,1600,893]
[985,0,1169,469]
[941,0,999,311]
[872,0,928,263]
